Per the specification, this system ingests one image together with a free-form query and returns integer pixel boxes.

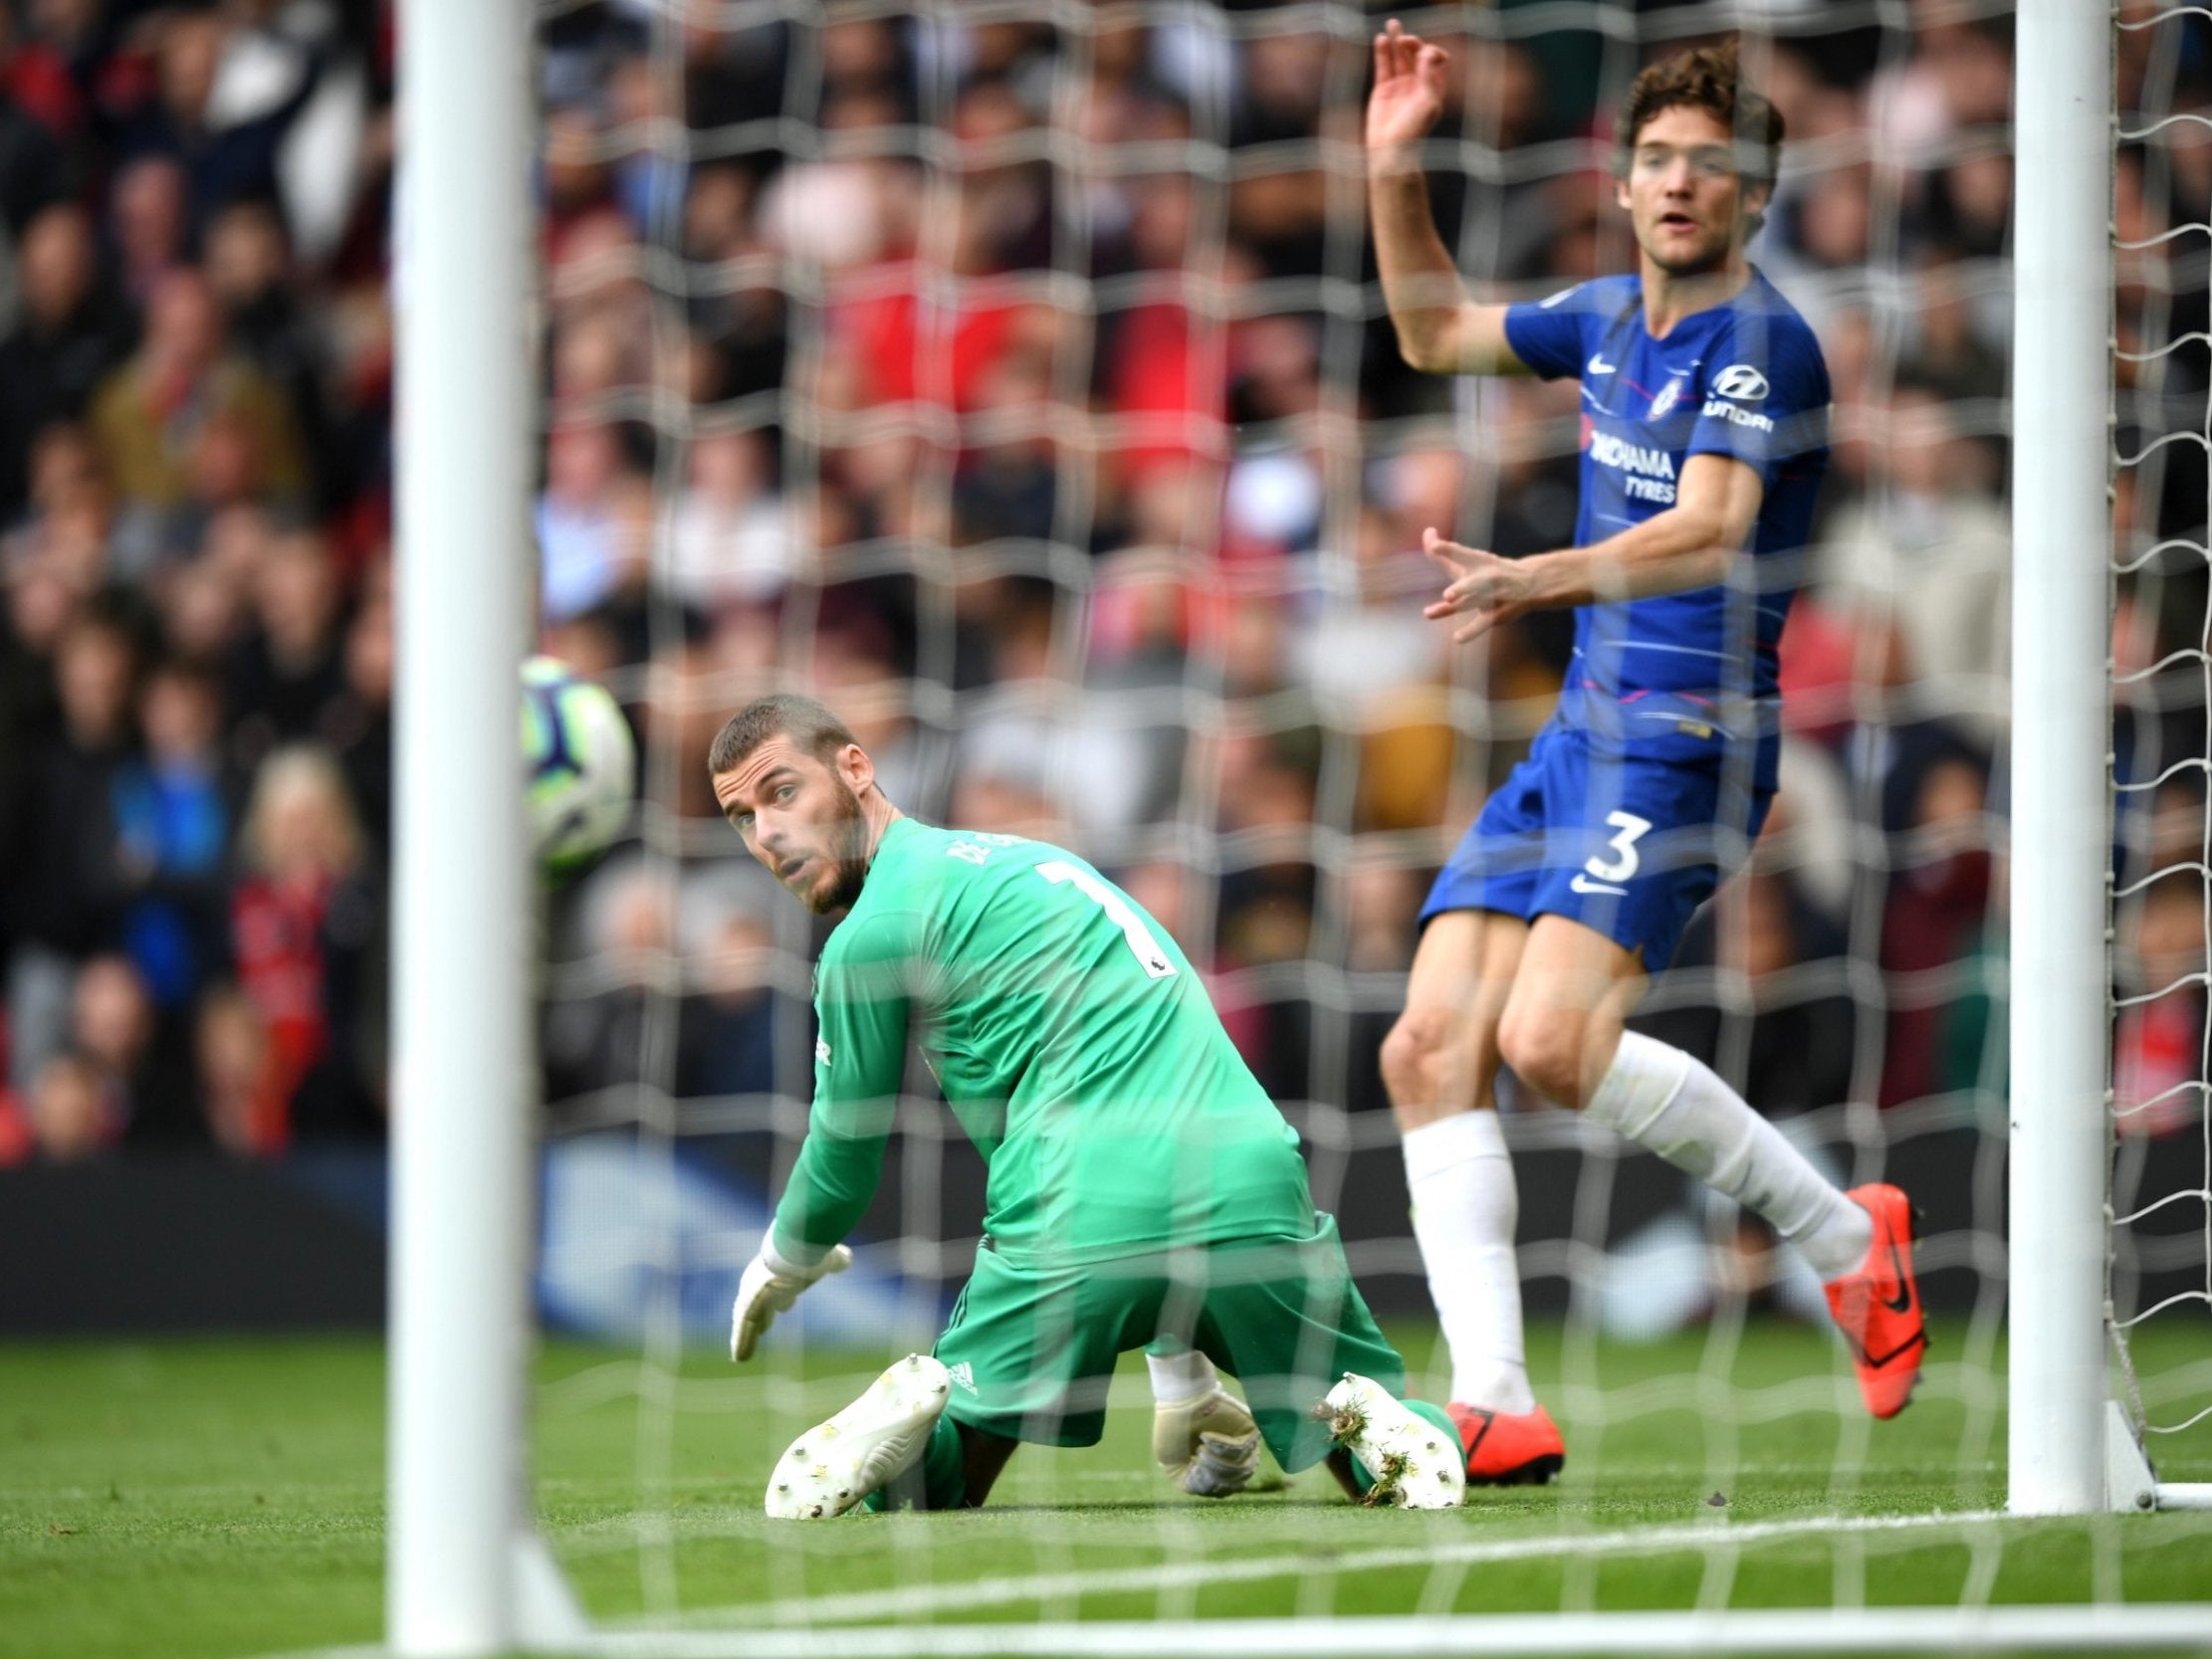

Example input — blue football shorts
[1421,719,1773,970]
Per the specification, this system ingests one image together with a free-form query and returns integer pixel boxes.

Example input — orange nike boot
[1824,1182,1928,1419]
[1446,1401,1565,1486]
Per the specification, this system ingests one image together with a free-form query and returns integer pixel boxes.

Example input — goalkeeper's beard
[802,778,872,916]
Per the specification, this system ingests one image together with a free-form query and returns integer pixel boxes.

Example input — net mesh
[2111,0,2212,1460]
[520,0,2212,1641]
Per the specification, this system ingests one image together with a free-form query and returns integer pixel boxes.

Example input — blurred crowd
[1,2,2206,1167]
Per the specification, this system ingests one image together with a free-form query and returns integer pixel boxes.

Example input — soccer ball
[522,656,636,873]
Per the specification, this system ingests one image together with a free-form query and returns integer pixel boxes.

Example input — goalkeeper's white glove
[1153,1384,1263,1498]
[729,1238,853,1361]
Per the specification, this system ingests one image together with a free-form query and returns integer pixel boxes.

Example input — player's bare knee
[1497,1006,1590,1109]
[1381,1007,1467,1125]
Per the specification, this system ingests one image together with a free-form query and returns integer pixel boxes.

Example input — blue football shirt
[1501,269,1830,781]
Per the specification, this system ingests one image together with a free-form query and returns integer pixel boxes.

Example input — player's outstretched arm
[1367,19,1522,376]
[1421,454,1766,643]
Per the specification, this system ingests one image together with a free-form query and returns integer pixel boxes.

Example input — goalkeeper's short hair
[708,693,858,776]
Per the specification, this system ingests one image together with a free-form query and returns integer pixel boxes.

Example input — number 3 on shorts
[1585,811,1653,883]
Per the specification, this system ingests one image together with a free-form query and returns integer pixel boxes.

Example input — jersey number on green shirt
[1035,860,1177,980]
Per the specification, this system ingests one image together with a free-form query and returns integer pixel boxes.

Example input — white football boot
[764,1353,951,1520]
[1153,1384,1262,1498]
[1319,1372,1465,1510]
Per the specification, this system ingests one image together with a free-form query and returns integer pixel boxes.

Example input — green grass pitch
[4,1321,2208,1658]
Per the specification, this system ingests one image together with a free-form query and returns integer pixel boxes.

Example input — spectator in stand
[1097,168,1226,505]
[1214,726,1323,1099]
[665,428,792,611]
[326,562,393,859]
[0,204,134,518]
[112,5,319,232]
[27,1051,111,1161]
[542,105,622,267]
[1227,28,1337,278]
[679,161,787,405]
[195,498,278,595]
[72,949,196,1146]
[1923,152,2011,263]
[1899,254,2007,414]
[676,889,782,1100]
[4,422,115,599]
[951,313,1064,550]
[1293,493,1452,832]
[226,527,347,765]
[108,153,192,309]
[6,592,145,1099]
[537,420,651,624]
[205,197,332,509]
[1341,856,1431,1116]
[157,536,253,668]
[112,655,235,1015]
[229,744,383,1145]
[88,266,307,559]
[2113,776,2208,1139]
[1871,17,2013,162]
[194,983,282,1156]
[1879,755,1996,1109]
[2114,869,2206,1140]
[0,8,70,229]
[0,462,106,859]
[542,860,671,1106]
[1813,382,2009,746]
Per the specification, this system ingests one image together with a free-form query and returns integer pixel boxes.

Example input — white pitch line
[594,1605,2212,1657]
[656,1507,2017,1630]
[255,1508,2212,1659]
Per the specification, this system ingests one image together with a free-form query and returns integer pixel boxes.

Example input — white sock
[1402,1110,1535,1414]
[1582,1031,1873,1282]
[1146,1346,1217,1405]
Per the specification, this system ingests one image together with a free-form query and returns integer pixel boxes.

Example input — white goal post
[2008,0,2210,1522]
[388,0,569,1652]
[2006,0,2119,1521]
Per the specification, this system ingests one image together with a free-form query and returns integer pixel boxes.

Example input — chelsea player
[1366,28,1926,1483]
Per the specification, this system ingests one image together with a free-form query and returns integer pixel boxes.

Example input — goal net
[2107,0,2212,1523]
[436,0,2210,1650]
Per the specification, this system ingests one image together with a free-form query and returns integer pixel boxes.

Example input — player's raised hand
[1422,526,1534,644]
[1367,19,1450,168]
[730,1240,853,1361]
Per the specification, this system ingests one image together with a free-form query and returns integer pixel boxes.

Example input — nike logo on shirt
[1587,353,1617,374]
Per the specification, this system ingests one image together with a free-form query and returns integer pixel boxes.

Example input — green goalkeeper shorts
[931,1211,1405,1472]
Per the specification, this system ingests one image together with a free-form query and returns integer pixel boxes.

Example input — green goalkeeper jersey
[770,818,1314,1268]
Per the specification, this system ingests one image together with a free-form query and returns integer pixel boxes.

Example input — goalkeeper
[712,694,1463,1517]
